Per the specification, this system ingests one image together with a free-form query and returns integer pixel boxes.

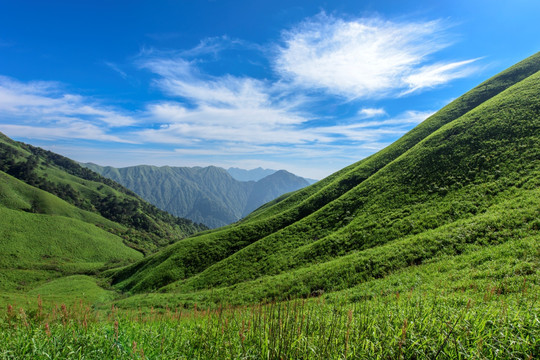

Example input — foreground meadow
[1,282,537,359]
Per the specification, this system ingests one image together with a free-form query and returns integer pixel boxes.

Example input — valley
[0,29,539,360]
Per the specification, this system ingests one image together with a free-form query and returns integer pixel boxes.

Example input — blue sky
[0,0,539,179]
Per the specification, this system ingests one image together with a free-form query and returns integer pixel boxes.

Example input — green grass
[0,171,144,299]
[28,276,115,305]
[0,139,205,299]
[0,171,124,229]
[0,205,143,305]
[2,227,537,358]
[112,224,539,309]
[0,207,142,271]
[0,277,537,359]
[0,134,207,255]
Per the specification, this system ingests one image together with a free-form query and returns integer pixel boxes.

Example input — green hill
[111,51,540,304]
[0,170,142,300]
[83,163,310,228]
[0,134,207,255]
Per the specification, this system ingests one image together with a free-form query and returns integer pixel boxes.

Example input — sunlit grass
[1,282,538,359]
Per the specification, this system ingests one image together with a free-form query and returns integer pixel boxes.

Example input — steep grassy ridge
[113,52,540,296]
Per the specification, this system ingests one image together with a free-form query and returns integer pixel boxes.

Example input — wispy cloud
[402,58,481,94]
[0,76,136,142]
[104,61,128,79]
[134,40,438,153]
[0,123,132,143]
[181,36,246,58]
[137,55,320,146]
[275,14,479,99]
[358,107,387,118]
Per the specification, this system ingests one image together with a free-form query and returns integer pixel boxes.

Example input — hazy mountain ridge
[83,163,311,228]
[227,167,318,184]
[227,167,277,181]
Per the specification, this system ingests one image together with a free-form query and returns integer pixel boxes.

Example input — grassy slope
[0,134,206,307]
[0,207,141,270]
[27,275,116,305]
[113,52,540,297]
[0,170,122,228]
[170,67,540,293]
[0,170,143,300]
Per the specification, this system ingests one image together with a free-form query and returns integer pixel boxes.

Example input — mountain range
[82,163,311,228]
[108,51,540,305]
[227,167,279,182]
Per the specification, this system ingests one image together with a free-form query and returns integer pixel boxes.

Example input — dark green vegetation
[84,163,311,228]
[1,52,539,358]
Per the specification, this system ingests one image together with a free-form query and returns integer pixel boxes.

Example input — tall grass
[1,282,537,359]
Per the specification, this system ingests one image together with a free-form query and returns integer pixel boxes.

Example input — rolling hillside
[83,163,310,228]
[111,51,540,305]
[0,169,142,298]
[0,133,206,255]
[0,133,209,302]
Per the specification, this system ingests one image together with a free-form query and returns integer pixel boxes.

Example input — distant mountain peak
[82,163,312,228]
[227,167,277,182]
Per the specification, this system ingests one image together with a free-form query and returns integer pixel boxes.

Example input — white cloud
[358,107,387,118]
[140,101,327,145]
[142,57,296,112]
[130,15,474,153]
[0,76,136,142]
[0,76,136,128]
[135,52,437,153]
[310,110,433,142]
[275,14,479,99]
[104,61,128,79]
[0,123,132,143]
[403,58,481,94]
[136,57,324,146]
